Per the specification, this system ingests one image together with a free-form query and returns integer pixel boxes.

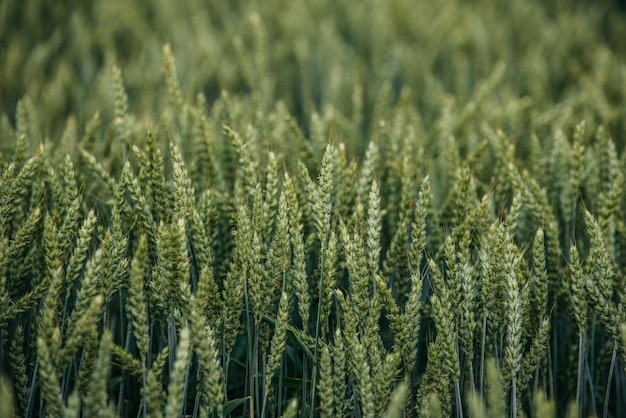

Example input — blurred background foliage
[1,0,625,147]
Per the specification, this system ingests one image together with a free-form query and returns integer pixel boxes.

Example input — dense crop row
[1,1,626,417]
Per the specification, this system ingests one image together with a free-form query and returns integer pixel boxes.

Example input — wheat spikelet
[111,65,129,142]
[86,329,115,418]
[165,325,191,418]
[190,300,225,416]
[284,172,310,329]
[264,290,290,409]
[128,234,150,361]
[318,344,334,418]
[9,325,28,413]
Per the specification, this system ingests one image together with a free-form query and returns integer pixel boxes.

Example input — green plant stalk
[576,332,585,417]
[511,377,517,418]
[480,315,487,397]
[254,324,260,417]
[310,241,325,418]
[603,349,617,418]
[455,380,463,418]
[243,278,255,417]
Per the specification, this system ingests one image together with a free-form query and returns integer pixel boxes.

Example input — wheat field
[1,0,626,417]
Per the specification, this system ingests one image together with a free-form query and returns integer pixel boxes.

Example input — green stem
[480,315,487,396]
[511,377,517,418]
[243,277,254,417]
[603,349,617,418]
[309,242,325,418]
[576,331,585,417]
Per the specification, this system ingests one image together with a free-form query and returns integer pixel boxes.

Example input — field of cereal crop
[1,1,626,417]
